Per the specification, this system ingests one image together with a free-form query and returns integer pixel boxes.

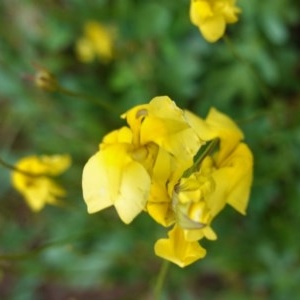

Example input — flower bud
[34,69,58,92]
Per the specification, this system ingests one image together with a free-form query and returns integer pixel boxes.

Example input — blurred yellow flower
[190,0,241,42]
[12,154,71,211]
[76,21,115,63]
[82,96,202,224]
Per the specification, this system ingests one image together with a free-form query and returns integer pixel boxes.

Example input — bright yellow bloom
[184,107,253,214]
[11,155,71,211]
[190,0,241,42]
[76,21,115,63]
[155,108,253,267]
[82,97,253,268]
[82,96,203,224]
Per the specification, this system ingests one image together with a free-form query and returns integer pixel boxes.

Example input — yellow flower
[154,225,206,268]
[154,108,253,267]
[82,97,253,268]
[76,21,115,63]
[11,155,71,211]
[82,96,203,224]
[190,0,241,42]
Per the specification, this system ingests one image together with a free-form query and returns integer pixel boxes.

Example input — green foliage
[1,0,300,299]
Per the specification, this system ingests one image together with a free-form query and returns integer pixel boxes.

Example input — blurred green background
[1,0,300,299]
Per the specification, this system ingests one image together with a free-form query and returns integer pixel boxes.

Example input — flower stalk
[154,260,170,300]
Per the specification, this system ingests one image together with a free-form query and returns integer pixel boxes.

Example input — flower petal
[215,143,253,214]
[190,0,214,25]
[185,108,244,163]
[82,144,151,223]
[114,160,151,224]
[154,225,206,267]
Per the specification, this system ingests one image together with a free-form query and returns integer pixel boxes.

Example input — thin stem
[183,138,219,177]
[33,66,120,113]
[154,260,170,300]
[57,86,118,113]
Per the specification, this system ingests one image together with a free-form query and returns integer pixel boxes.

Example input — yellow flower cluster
[12,154,71,211]
[82,96,253,267]
[76,21,115,63]
[190,0,241,42]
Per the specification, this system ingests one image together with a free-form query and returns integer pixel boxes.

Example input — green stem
[57,86,118,113]
[183,138,219,177]
[154,260,170,300]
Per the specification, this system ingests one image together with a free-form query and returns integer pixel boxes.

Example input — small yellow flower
[76,21,115,63]
[11,155,71,211]
[190,0,241,42]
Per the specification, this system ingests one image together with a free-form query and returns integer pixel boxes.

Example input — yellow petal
[39,154,71,176]
[154,225,206,267]
[82,152,114,213]
[139,96,203,165]
[185,108,243,163]
[82,144,151,223]
[114,160,151,224]
[184,228,205,242]
[102,126,133,146]
[190,0,214,26]
[183,226,217,241]
[214,0,241,23]
[141,119,202,167]
[217,143,253,214]
[22,178,65,211]
[198,14,226,42]
[205,143,253,216]
[12,154,71,177]
[123,96,202,168]
[147,148,177,226]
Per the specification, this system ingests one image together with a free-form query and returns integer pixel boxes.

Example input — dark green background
[0,0,300,299]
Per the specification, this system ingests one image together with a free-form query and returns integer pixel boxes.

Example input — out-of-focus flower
[76,21,115,63]
[34,68,58,92]
[12,155,71,211]
[82,97,253,267]
[190,0,241,42]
